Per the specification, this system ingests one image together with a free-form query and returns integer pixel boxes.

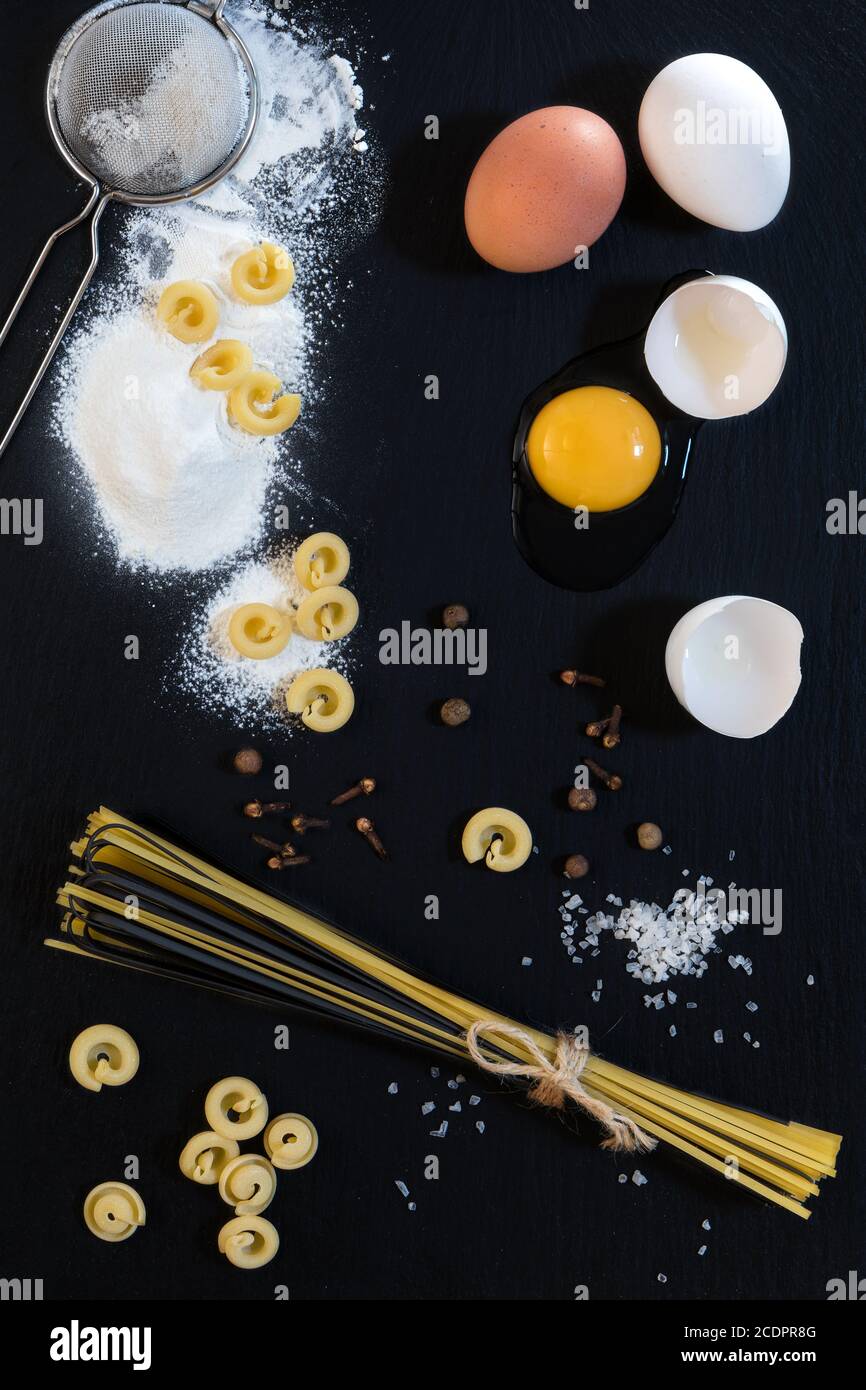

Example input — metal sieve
[0,0,259,458]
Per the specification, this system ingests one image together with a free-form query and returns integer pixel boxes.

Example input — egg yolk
[526,386,662,512]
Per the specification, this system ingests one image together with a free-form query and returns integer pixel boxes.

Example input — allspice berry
[442,603,469,629]
[440,697,471,727]
[568,787,597,812]
[637,822,663,851]
[564,854,590,879]
[233,747,263,775]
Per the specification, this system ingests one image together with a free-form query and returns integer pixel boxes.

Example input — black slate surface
[0,0,864,1301]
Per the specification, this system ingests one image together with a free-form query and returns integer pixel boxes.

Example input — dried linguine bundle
[49,810,842,1220]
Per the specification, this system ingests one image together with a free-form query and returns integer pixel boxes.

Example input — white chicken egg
[665,596,803,739]
[644,274,787,418]
[639,54,790,231]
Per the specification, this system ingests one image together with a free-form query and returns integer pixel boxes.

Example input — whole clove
[356,816,388,860]
[582,756,622,792]
[243,799,290,819]
[560,670,605,688]
[331,777,376,806]
[585,716,611,738]
[291,814,330,834]
[568,787,597,812]
[602,704,623,750]
[251,835,297,857]
[266,853,311,870]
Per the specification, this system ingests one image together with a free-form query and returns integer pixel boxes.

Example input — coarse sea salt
[563,880,743,989]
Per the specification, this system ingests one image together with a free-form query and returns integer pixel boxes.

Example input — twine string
[465,1019,656,1154]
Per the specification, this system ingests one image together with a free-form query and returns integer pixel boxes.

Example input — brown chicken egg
[464,106,626,273]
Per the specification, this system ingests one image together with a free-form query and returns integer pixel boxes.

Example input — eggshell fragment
[644,275,786,419]
[464,106,626,272]
[665,596,803,738]
[639,54,790,232]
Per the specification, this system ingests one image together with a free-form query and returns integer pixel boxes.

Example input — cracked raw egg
[513,271,788,591]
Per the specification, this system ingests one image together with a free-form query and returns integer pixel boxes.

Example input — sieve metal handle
[189,3,227,18]
[0,188,111,461]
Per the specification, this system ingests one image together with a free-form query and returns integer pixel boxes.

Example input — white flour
[56,211,307,572]
[177,551,353,728]
[51,0,380,577]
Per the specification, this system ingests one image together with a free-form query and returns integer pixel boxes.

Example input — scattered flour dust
[178,548,352,728]
[50,0,381,578]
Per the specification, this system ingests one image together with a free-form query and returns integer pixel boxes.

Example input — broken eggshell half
[644,274,787,419]
[665,596,803,738]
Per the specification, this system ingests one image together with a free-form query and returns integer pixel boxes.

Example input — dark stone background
[0,0,863,1300]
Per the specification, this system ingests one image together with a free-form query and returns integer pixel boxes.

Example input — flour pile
[51,0,380,576]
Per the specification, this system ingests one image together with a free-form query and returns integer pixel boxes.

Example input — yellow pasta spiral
[231,241,295,305]
[69,1024,139,1092]
[157,280,219,344]
[293,532,351,590]
[229,369,301,436]
[83,1182,146,1242]
[218,1154,277,1215]
[205,1076,268,1141]
[190,338,253,391]
[265,1113,319,1171]
[218,1215,279,1269]
[179,1131,239,1186]
[285,669,355,732]
[228,603,293,660]
[295,585,359,642]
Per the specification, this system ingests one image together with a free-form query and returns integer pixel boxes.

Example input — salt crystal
[618,1173,628,1184]
[806,974,815,986]
[407,1202,416,1212]
[395,1180,409,1198]
[430,1067,440,1079]
[657,1273,667,1284]
[746,1001,758,1012]
[469,1095,481,1106]
[698,1244,707,1256]
[669,1025,677,1037]
[521,956,533,967]
[476,1121,485,1134]
[713,1029,724,1043]
[387,1082,398,1094]
[429,1121,448,1137]
[421,1101,435,1116]
[702,1219,711,1230]
[632,1170,648,1187]
[449,1102,462,1113]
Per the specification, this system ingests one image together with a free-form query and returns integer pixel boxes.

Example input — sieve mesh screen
[55,2,249,197]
